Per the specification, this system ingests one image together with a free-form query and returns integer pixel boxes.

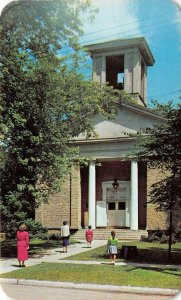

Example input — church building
[36,37,180,236]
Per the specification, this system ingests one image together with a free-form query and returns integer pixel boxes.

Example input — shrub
[48,233,61,240]
[175,231,181,241]
[22,219,48,239]
[144,229,181,244]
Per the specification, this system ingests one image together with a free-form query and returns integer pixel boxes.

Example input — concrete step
[73,229,148,241]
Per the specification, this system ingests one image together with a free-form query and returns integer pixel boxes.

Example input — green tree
[149,99,174,117]
[0,0,131,235]
[137,102,181,262]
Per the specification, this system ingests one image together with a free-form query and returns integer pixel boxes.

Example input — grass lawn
[63,241,181,265]
[1,240,181,289]
[0,262,181,289]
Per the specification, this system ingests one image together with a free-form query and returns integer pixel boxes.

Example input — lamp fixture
[112,178,119,189]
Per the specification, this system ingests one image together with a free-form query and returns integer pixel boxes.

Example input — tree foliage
[0,0,132,233]
[136,101,181,261]
[149,99,175,117]
[137,102,181,211]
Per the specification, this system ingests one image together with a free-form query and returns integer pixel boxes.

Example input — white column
[130,160,138,230]
[101,56,106,84]
[88,161,96,229]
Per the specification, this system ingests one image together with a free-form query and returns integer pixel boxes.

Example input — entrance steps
[73,229,148,241]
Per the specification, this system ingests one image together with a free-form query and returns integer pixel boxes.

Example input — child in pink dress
[85,225,93,248]
[17,224,29,267]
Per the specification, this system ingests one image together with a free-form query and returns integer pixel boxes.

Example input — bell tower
[86,37,155,106]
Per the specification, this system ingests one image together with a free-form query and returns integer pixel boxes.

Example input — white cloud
[81,0,141,44]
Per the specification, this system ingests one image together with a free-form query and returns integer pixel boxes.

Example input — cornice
[122,103,166,121]
[71,137,137,145]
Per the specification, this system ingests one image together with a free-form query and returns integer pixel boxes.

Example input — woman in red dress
[17,224,29,267]
[85,225,94,248]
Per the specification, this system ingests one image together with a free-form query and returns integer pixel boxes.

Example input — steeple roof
[85,37,155,66]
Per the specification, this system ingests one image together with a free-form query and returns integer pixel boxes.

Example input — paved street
[0,284,173,300]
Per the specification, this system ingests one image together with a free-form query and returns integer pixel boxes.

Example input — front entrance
[107,201,126,227]
[96,181,130,228]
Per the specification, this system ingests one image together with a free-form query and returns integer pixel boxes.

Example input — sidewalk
[1,239,181,273]
[1,240,181,297]
[0,240,107,274]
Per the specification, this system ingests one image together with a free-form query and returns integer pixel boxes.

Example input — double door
[107,201,126,227]
[96,181,130,227]
[106,182,130,227]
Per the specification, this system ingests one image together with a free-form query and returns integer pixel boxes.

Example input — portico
[87,160,138,230]
[74,100,165,231]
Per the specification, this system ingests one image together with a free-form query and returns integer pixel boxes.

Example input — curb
[0,278,179,296]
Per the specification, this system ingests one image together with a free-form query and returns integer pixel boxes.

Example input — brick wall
[35,177,70,230]
[147,206,168,230]
[70,165,82,229]
[147,168,167,230]
[147,168,181,230]
[35,165,81,231]
[147,206,181,230]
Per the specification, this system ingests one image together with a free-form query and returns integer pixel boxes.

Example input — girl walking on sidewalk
[85,225,94,248]
[107,230,118,265]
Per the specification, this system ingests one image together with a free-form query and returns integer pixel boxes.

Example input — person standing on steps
[85,225,94,248]
[17,223,29,267]
[61,221,70,253]
[107,230,118,265]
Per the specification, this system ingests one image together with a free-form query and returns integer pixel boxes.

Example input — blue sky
[80,0,181,107]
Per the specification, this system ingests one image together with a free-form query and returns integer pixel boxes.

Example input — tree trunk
[168,209,172,263]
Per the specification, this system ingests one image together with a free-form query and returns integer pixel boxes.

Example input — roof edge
[85,37,155,66]
[122,102,166,121]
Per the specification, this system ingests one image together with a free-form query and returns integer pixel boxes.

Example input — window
[118,202,126,210]
[108,202,116,210]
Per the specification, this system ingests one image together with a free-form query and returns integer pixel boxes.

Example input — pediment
[75,104,165,140]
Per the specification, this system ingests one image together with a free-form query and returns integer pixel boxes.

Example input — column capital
[89,160,96,164]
